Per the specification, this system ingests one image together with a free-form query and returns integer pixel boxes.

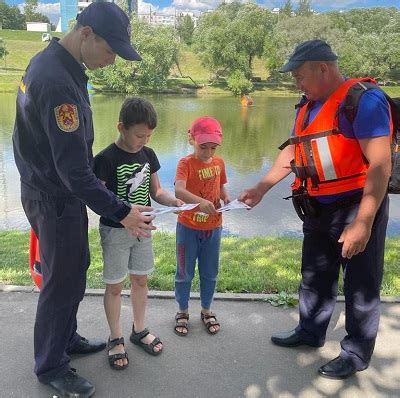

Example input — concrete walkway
[1,290,399,398]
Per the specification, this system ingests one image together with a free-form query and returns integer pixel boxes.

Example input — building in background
[138,9,198,27]
[58,0,200,32]
[26,22,51,32]
[58,0,139,33]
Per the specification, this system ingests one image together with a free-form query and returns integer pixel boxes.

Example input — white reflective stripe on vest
[313,137,337,180]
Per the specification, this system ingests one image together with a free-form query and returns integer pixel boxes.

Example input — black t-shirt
[94,143,160,228]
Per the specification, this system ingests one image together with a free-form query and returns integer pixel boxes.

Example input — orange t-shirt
[175,154,227,230]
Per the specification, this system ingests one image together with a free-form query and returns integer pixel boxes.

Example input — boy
[94,97,183,369]
[174,116,230,336]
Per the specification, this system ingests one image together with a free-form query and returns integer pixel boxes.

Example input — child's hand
[222,196,231,205]
[171,198,186,214]
[199,199,217,215]
[171,198,185,207]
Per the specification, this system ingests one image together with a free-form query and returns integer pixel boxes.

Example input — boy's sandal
[201,312,220,335]
[174,312,189,337]
[107,337,129,370]
[130,324,163,356]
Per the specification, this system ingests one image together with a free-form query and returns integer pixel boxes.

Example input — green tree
[115,0,129,15]
[193,3,274,78]
[262,8,400,81]
[0,1,25,30]
[89,18,179,93]
[24,0,50,24]
[296,0,313,17]
[264,14,338,76]
[176,14,195,45]
[231,4,274,74]
[0,38,8,61]
[227,70,253,96]
[193,7,237,78]
[281,0,293,17]
[24,0,38,15]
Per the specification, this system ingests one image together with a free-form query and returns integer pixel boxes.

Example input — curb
[1,284,400,303]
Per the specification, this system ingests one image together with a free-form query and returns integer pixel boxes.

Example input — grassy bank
[1,230,399,295]
[4,29,400,97]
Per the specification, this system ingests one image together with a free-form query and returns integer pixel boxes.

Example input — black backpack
[343,81,400,194]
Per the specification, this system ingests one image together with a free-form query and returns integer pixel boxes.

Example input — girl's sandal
[201,312,220,335]
[174,312,189,336]
[107,337,129,370]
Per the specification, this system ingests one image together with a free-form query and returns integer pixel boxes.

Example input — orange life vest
[283,78,392,196]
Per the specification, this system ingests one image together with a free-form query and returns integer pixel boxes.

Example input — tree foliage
[22,0,49,23]
[0,37,8,59]
[0,1,26,30]
[296,0,313,17]
[281,0,293,17]
[227,70,253,96]
[176,14,194,45]
[193,2,274,79]
[193,3,400,89]
[89,18,179,94]
[263,6,400,81]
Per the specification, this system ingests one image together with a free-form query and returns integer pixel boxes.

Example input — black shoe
[271,329,322,347]
[45,368,95,397]
[318,356,357,379]
[68,336,106,355]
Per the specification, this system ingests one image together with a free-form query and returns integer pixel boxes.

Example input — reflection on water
[1,93,400,236]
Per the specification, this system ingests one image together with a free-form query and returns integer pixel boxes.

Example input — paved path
[1,291,399,398]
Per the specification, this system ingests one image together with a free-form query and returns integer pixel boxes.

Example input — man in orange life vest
[239,40,391,379]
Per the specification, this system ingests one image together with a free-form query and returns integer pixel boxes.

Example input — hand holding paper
[216,199,251,213]
[142,203,199,217]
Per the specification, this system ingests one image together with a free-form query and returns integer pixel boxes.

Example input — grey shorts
[99,224,154,284]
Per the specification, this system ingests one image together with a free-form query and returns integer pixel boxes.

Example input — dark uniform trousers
[21,184,90,383]
[295,194,389,371]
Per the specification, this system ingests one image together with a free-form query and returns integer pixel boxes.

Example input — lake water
[1,92,400,237]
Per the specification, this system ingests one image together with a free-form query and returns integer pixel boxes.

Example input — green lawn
[1,230,399,295]
[0,30,63,74]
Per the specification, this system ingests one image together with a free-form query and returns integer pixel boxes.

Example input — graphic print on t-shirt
[198,164,221,208]
[116,162,150,205]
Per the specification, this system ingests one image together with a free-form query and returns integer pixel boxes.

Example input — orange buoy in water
[241,95,253,107]
[29,229,42,289]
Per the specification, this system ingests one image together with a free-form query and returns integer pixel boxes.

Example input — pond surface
[1,92,400,237]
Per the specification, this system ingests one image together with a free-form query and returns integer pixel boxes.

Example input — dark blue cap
[77,2,141,61]
[280,39,337,73]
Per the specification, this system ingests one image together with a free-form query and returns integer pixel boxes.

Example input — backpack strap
[343,81,381,123]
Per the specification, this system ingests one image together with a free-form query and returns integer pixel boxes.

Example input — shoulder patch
[54,104,79,132]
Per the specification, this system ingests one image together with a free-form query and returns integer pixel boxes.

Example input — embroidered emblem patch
[54,104,79,132]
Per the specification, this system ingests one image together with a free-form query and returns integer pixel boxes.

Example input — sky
[5,1,400,25]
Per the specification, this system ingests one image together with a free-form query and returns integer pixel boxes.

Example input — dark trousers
[21,185,90,383]
[295,195,389,370]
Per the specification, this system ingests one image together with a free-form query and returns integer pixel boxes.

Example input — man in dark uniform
[12,3,155,397]
[239,40,391,379]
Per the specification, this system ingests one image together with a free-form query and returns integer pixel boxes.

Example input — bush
[227,70,254,96]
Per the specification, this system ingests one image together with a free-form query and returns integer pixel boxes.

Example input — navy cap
[77,2,141,61]
[280,39,337,73]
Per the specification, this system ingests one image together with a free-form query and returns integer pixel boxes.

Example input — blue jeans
[175,223,222,310]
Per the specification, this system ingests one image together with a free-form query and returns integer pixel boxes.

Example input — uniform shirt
[292,88,391,203]
[12,39,130,222]
[175,154,227,230]
[94,144,160,228]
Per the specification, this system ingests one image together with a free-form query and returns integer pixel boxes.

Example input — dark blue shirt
[12,39,130,221]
